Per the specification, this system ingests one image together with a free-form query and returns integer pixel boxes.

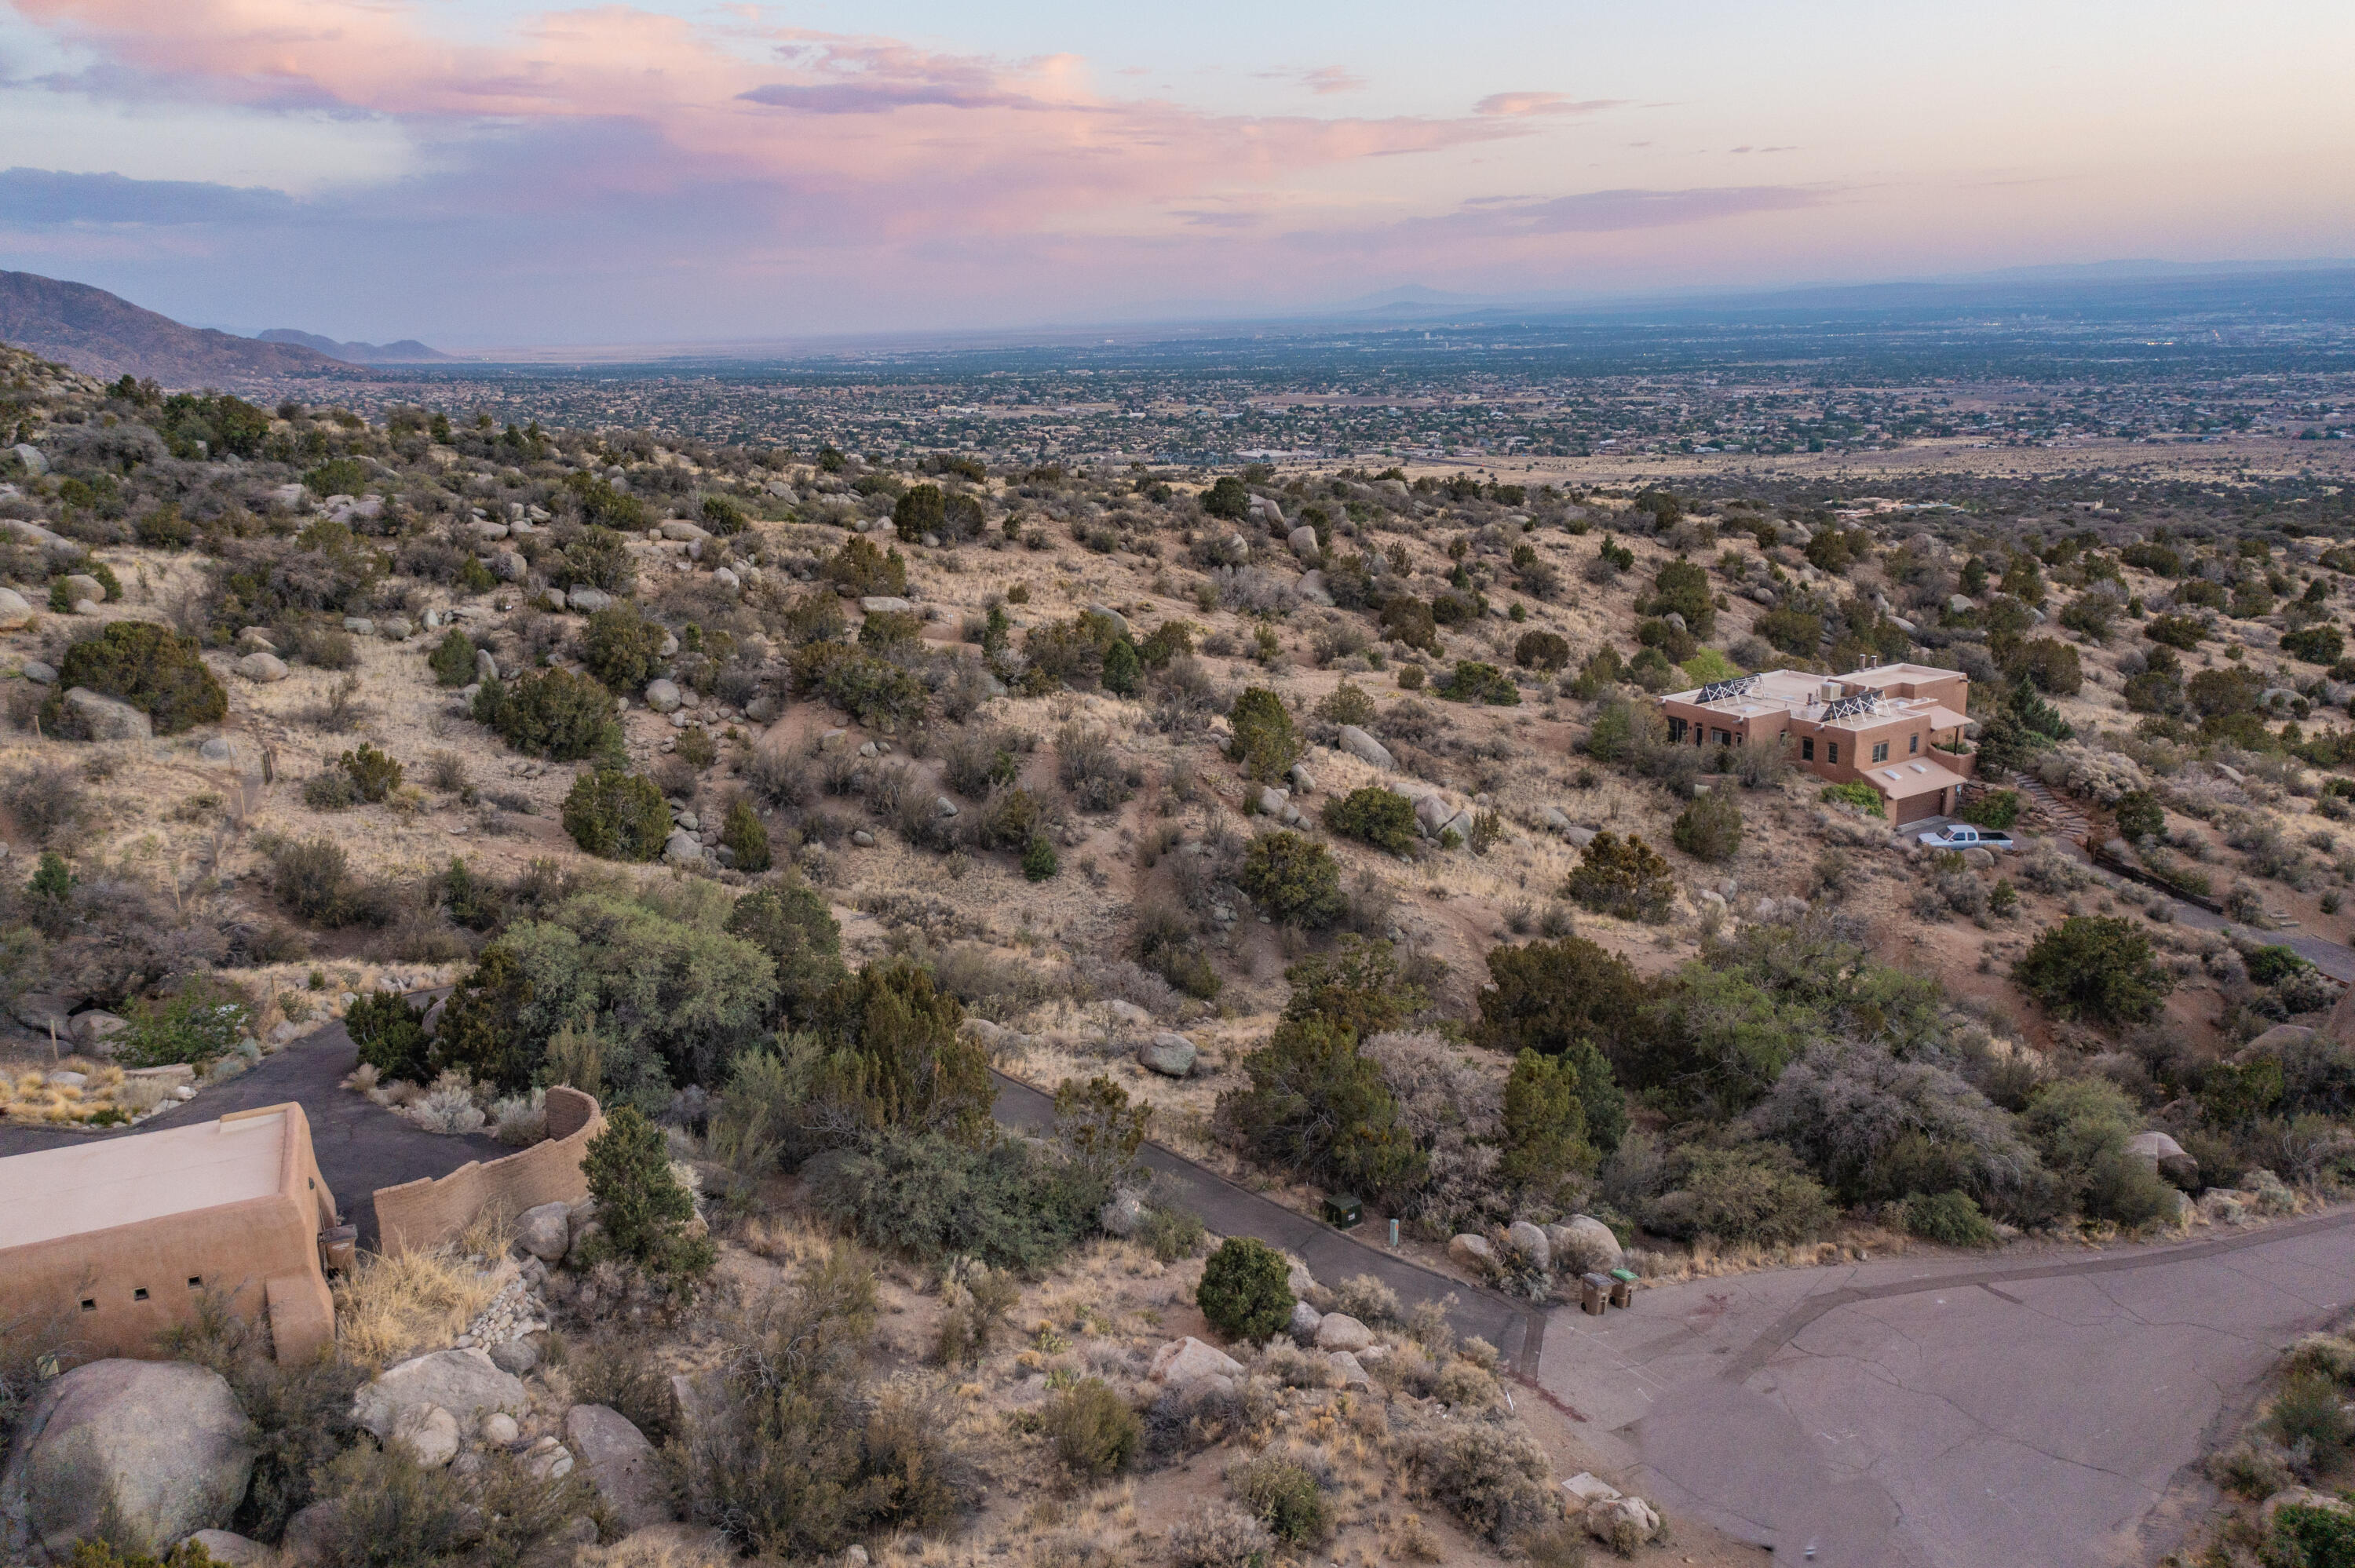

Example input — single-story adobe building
[0,1103,340,1364]
[1658,662,1975,826]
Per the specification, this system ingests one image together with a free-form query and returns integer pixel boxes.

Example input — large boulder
[1098,1190,1145,1238]
[1288,1300,1324,1345]
[1506,1220,1551,1271]
[236,652,289,683]
[1584,1494,1663,1551]
[1,1358,254,1558]
[352,1349,526,1442]
[1413,794,1455,838]
[1287,526,1321,563]
[1137,1034,1196,1077]
[62,687,152,742]
[1546,1216,1624,1275]
[1338,726,1394,771]
[516,1200,573,1262]
[564,1405,669,1529]
[390,1404,459,1468]
[2126,1131,2200,1188]
[568,585,614,614]
[184,1530,272,1567]
[1448,1233,1496,1272]
[642,678,682,714]
[1313,1314,1373,1352]
[663,830,703,865]
[60,574,105,610]
[859,596,913,615]
[1148,1337,1245,1388]
[0,589,32,630]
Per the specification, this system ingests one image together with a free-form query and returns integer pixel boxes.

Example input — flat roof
[1663,666,1970,731]
[1867,758,1966,799]
[0,1107,290,1249]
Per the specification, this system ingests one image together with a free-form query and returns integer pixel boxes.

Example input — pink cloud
[1476,91,1624,119]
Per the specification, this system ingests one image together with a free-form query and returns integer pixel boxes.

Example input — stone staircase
[2001,771,2091,847]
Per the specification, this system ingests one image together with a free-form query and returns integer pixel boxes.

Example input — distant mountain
[0,270,351,385]
[257,327,453,363]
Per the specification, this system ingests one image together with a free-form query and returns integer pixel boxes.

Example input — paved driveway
[1537,1209,2355,1566]
[0,1016,506,1247]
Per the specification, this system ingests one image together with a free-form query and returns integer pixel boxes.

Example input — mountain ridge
[0,271,352,385]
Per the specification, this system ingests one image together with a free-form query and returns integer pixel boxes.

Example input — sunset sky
[1,0,2349,348]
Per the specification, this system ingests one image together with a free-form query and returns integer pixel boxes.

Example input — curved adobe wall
[371,1087,603,1255]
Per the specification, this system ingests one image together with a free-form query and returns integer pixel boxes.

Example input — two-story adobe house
[1656,662,1974,826]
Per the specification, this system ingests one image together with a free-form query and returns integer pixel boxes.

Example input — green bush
[1671,788,1743,862]
[1471,939,1640,1140]
[272,837,360,924]
[2267,1501,2355,1568]
[338,742,403,803]
[426,628,476,687]
[788,641,929,726]
[46,622,227,736]
[721,797,771,871]
[1196,1236,1295,1341]
[823,535,907,597]
[582,1104,715,1286]
[807,959,995,1143]
[893,483,945,542]
[1239,830,1344,927]
[1959,789,2021,830]
[582,603,667,693]
[1501,1048,1597,1187]
[1140,1205,1206,1262]
[1820,781,1885,816]
[1324,785,1418,854]
[1218,1014,1426,1201]
[1044,1378,1141,1478]
[1561,830,1676,922]
[1227,686,1302,781]
[2268,1370,2353,1455]
[699,494,747,534]
[2282,624,2344,665]
[347,989,429,1080]
[2021,1078,2178,1227]
[1904,1190,1997,1248]
[302,771,358,811]
[1229,1454,1329,1545]
[2014,916,2174,1026]
[1638,1142,1834,1246]
[1513,630,1571,671]
[561,769,671,861]
[474,667,623,760]
[1200,476,1251,520]
[724,880,847,1022]
[811,1131,1095,1270]
[1438,659,1520,705]
[114,978,251,1067]
[2112,788,2163,844]
[1022,833,1061,881]
[1101,636,1141,696]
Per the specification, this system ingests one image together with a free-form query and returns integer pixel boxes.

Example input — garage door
[1892,789,1946,827]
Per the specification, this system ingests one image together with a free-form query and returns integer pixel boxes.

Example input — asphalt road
[1537,1209,2355,1567]
[0,1015,506,1247]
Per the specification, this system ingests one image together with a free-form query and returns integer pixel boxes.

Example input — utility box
[1323,1194,1364,1230]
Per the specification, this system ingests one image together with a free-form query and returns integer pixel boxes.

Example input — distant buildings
[1658,662,1973,826]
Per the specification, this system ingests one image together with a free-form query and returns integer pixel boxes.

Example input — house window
[1827,742,1839,764]
[79,1298,96,1312]
[1801,737,1814,761]
[188,1276,203,1289]
[1667,717,1687,744]
[1910,732,1920,754]
[1871,742,1889,763]
[1712,728,1731,746]
[133,1288,149,1302]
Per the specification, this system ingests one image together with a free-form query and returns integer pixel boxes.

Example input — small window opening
[133,1288,149,1302]
[80,1298,97,1312]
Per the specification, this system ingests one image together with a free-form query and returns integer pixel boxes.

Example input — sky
[0,0,2350,348]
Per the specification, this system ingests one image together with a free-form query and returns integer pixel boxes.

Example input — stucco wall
[371,1087,604,1256]
[0,1104,337,1365]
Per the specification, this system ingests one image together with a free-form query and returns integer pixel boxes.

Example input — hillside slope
[0,270,349,385]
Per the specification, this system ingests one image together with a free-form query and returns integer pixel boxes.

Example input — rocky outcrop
[564,1405,668,1529]
[352,1349,527,1442]
[235,652,288,683]
[1,1358,254,1558]
[1338,726,1393,771]
[516,1200,572,1262]
[1313,1314,1372,1352]
[62,687,152,742]
[1148,1337,1244,1389]
[1137,1033,1197,1077]
[1546,1216,1624,1275]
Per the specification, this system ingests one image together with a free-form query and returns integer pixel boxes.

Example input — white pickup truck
[1918,825,2016,851]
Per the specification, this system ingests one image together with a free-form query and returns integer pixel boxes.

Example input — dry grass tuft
[334,1209,515,1366]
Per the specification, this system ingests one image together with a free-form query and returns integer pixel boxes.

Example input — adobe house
[1658,662,1975,827]
[0,1103,340,1365]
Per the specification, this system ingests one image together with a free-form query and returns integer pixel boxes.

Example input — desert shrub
[1396,662,1427,690]
[721,883,845,1025]
[2269,1369,2355,1454]
[1140,1205,1206,1262]
[1313,680,1377,727]
[582,603,667,692]
[1218,1012,1426,1201]
[1044,1378,1142,1478]
[2267,1501,2355,1568]
[2014,916,2174,1026]
[1051,1074,1151,1188]
[474,666,622,760]
[1056,724,1134,811]
[1228,686,1302,781]
[1749,1039,2043,1212]
[1959,788,2021,830]
[426,629,476,687]
[272,837,360,924]
[1229,1455,1329,1545]
[1239,831,1344,927]
[1905,1190,1998,1247]
[1638,1141,1834,1245]
[812,1130,1094,1270]
[802,959,995,1143]
[561,769,671,861]
[303,771,359,810]
[1196,1235,1295,1341]
[790,642,929,726]
[2020,1078,2176,1227]
[581,1103,715,1285]
[113,977,251,1067]
[720,797,772,871]
[1513,630,1571,671]
[1395,1420,1561,1546]
[1323,785,1418,855]
[2,764,85,846]
[1438,659,1520,706]
[1671,788,1743,862]
[1379,595,1441,653]
[338,742,403,803]
[46,621,226,735]
[1820,780,1885,816]
[2112,788,2163,843]
[2282,624,2344,665]
[1021,833,1060,881]
[1167,1504,1276,1568]
[1561,830,1676,922]
[348,989,430,1081]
